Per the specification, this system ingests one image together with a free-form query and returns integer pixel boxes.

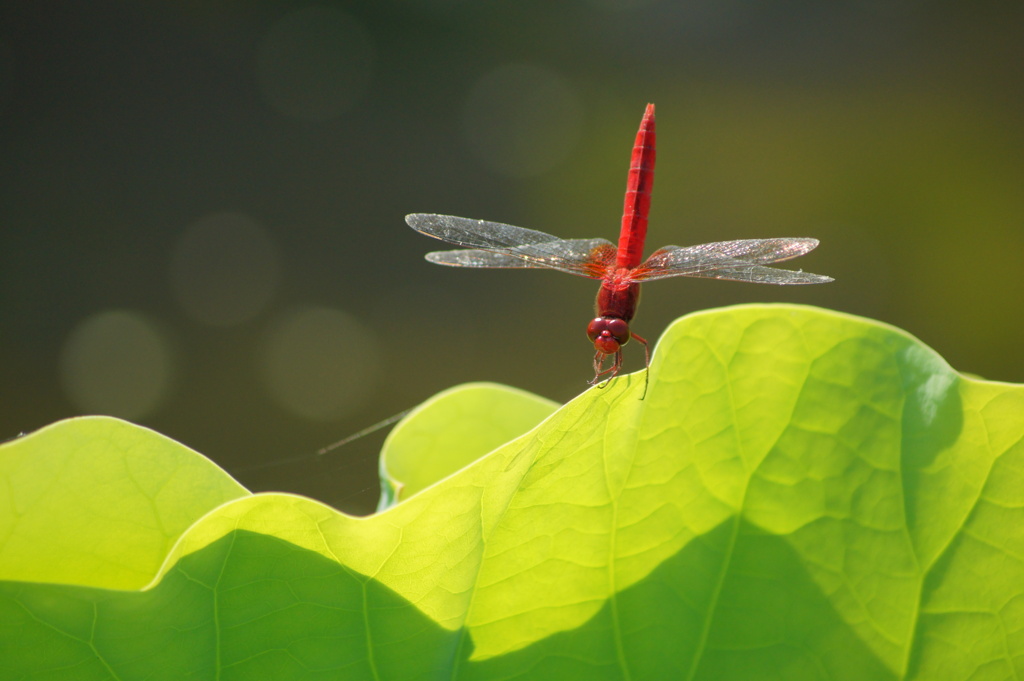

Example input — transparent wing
[407,213,615,278]
[635,238,833,284]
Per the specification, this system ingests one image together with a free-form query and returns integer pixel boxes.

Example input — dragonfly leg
[590,349,622,388]
[590,335,648,395]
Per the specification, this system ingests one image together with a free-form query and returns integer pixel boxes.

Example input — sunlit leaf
[378,382,558,508]
[2,304,1021,680]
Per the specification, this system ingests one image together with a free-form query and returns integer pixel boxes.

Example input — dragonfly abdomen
[617,103,656,270]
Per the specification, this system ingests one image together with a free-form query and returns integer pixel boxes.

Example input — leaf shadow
[465,516,897,680]
[2,520,905,680]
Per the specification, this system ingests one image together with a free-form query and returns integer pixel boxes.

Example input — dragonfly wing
[668,264,834,284]
[635,238,833,284]
[425,250,533,268]
[408,213,615,278]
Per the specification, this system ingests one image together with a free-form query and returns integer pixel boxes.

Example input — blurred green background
[1,2,1021,514]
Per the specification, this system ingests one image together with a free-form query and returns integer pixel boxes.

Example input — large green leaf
[0,417,249,590]
[1,304,1022,680]
[378,382,558,508]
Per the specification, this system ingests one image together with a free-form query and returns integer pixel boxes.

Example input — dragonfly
[406,103,833,392]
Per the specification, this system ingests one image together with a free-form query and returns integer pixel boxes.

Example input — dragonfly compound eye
[587,317,630,354]
[605,318,630,341]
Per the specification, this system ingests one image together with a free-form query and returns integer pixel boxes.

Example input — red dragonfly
[407,103,832,390]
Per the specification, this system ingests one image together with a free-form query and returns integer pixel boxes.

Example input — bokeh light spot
[259,306,379,421]
[169,211,280,327]
[59,310,173,419]
[462,63,583,178]
[255,7,374,122]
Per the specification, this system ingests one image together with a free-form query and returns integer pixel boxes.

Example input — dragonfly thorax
[596,280,640,322]
[607,268,635,291]
[587,316,630,355]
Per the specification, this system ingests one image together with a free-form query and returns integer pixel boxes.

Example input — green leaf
[378,382,558,508]
[1,304,1022,680]
[0,416,249,590]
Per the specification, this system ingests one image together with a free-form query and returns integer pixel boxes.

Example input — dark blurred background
[1,2,1021,514]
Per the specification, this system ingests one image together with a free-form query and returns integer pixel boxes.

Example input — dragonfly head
[587,316,630,355]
